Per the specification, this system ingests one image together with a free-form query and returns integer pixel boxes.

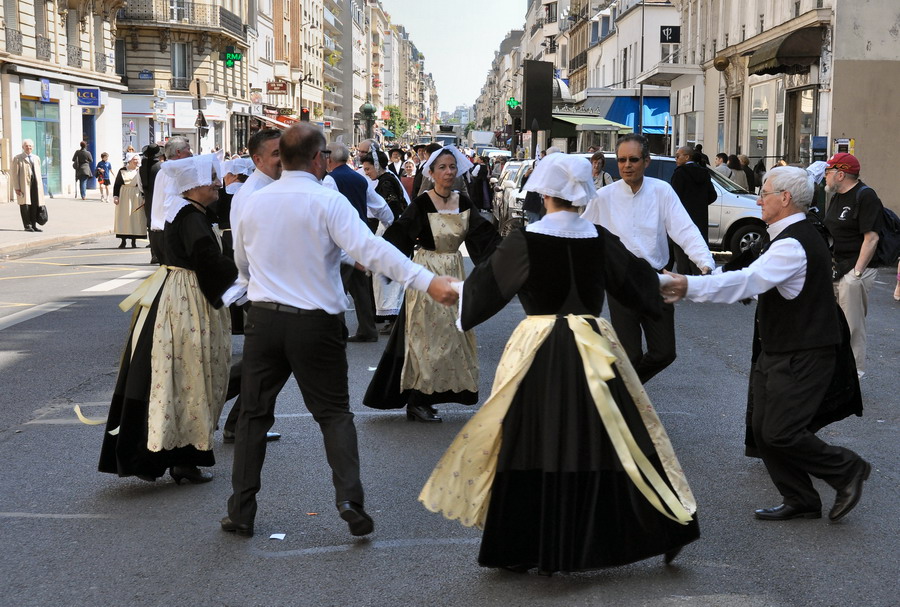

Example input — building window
[545,2,557,23]
[115,38,126,76]
[172,42,190,80]
[794,1,801,17]
[661,43,679,63]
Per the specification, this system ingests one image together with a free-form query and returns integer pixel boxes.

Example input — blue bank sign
[76,87,101,106]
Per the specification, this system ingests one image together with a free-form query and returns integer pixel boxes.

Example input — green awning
[552,115,632,133]
[747,27,824,76]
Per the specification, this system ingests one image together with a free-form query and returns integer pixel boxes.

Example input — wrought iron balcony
[568,50,587,73]
[530,17,545,37]
[118,0,246,41]
[36,35,52,60]
[67,44,83,68]
[5,28,23,55]
[170,77,191,90]
[324,90,343,106]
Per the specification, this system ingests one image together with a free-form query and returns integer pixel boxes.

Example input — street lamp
[359,102,376,140]
[296,72,312,117]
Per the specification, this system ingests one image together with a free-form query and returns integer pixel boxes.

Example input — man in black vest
[323,142,394,341]
[663,166,871,523]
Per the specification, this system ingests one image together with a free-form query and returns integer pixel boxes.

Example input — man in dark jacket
[139,144,162,262]
[670,145,718,274]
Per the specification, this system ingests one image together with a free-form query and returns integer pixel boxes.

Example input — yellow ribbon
[567,315,693,524]
[118,266,169,362]
[74,405,105,425]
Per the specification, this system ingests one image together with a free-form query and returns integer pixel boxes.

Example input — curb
[0,229,114,257]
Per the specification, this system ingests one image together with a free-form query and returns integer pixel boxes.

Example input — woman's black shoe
[406,404,442,423]
[170,466,213,485]
[117,240,126,249]
[664,547,682,565]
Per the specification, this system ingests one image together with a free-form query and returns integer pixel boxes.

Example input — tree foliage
[384,105,408,138]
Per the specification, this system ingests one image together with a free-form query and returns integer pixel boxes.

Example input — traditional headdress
[162,151,225,196]
[521,153,597,207]
[124,152,141,165]
[224,156,255,178]
[422,145,474,178]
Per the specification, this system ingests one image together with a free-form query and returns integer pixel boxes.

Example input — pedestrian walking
[10,139,44,232]
[671,145,718,274]
[72,142,93,200]
[95,153,113,203]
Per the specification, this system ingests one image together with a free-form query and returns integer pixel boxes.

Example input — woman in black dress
[364,146,500,422]
[99,154,238,484]
[419,153,699,573]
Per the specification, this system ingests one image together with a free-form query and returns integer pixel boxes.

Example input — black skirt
[98,291,216,479]
[478,319,699,572]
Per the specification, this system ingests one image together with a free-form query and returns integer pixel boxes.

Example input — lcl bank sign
[76,87,101,106]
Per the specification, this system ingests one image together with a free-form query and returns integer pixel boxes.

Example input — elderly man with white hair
[10,139,44,232]
[663,166,871,524]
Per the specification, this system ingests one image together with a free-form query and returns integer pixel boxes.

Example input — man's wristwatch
[853,269,862,278]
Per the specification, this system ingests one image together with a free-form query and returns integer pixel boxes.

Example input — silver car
[490,159,534,236]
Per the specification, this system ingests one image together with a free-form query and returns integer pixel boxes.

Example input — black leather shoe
[829,460,871,522]
[32,226,42,232]
[220,516,253,537]
[406,404,442,423]
[379,322,394,335]
[24,226,34,232]
[664,547,682,565]
[222,431,281,443]
[170,466,213,485]
[346,334,378,343]
[337,501,374,536]
[754,504,821,521]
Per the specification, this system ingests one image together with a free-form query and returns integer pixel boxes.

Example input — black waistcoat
[757,219,839,353]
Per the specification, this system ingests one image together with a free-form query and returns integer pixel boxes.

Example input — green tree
[384,105,408,138]
[464,121,476,137]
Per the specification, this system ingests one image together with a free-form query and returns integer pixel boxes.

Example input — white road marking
[0,512,111,519]
[82,270,153,292]
[0,301,75,331]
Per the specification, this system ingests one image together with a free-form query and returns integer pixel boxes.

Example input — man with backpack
[823,153,883,378]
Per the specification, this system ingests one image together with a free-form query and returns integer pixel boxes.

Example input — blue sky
[377,0,528,113]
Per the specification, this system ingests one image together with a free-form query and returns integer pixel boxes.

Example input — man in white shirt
[662,166,870,523]
[149,136,192,264]
[582,134,714,383]
[223,124,458,538]
[221,128,283,445]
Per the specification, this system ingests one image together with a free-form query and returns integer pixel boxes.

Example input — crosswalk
[81,269,154,292]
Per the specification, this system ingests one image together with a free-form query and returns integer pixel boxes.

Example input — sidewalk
[0,189,115,256]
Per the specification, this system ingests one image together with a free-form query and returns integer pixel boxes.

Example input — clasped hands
[660,266,711,304]
[427,275,460,306]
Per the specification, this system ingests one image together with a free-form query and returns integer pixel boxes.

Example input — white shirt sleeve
[366,179,394,227]
[685,238,807,303]
[326,194,433,292]
[662,187,716,270]
[322,174,339,192]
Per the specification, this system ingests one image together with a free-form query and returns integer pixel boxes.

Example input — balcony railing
[95,51,108,73]
[170,77,191,90]
[36,35,52,60]
[67,44,83,68]
[324,62,343,76]
[530,17,545,36]
[324,90,343,106]
[118,0,246,41]
[5,28,23,55]
[568,50,587,72]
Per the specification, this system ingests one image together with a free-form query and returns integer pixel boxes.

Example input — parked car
[489,159,533,236]
[580,153,765,253]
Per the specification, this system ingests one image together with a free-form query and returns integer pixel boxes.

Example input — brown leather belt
[252,301,329,316]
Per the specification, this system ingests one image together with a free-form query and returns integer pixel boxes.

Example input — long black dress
[99,203,237,479]
[363,192,500,410]
[419,215,700,573]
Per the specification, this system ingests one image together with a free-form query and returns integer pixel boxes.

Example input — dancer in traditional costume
[99,153,238,484]
[364,146,500,422]
[112,152,147,249]
[419,153,700,573]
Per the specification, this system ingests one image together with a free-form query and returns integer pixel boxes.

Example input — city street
[0,236,897,607]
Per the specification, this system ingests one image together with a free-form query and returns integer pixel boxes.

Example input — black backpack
[854,185,900,267]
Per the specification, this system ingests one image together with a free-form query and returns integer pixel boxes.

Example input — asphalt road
[0,236,897,607]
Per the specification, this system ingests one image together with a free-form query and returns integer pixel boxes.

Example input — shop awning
[747,27,825,76]
[552,115,631,133]
[276,115,298,126]
[256,114,290,130]
[604,96,671,136]
[381,127,395,138]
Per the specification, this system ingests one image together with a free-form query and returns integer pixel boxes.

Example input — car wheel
[729,223,765,253]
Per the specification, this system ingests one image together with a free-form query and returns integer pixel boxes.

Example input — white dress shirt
[685,213,808,303]
[582,176,715,271]
[230,169,274,244]
[150,171,172,231]
[233,171,434,313]
[322,172,394,227]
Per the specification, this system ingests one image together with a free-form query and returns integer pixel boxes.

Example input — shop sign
[277,107,294,116]
[267,81,289,94]
[76,87,101,106]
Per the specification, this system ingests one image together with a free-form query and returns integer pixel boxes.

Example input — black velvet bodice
[517,233,606,316]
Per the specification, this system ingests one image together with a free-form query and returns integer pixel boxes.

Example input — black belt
[252,302,330,316]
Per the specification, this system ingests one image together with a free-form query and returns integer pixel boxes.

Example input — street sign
[151,100,168,111]
[191,98,207,110]
[267,81,288,94]
[188,78,208,98]
[154,111,167,123]
[154,88,167,99]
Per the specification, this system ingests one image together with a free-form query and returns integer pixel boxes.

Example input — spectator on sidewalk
[96,153,113,203]
[10,139,44,232]
[73,141,94,200]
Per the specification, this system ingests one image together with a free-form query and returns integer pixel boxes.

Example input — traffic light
[300,107,310,122]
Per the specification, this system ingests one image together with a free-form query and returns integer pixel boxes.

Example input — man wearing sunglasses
[582,134,715,384]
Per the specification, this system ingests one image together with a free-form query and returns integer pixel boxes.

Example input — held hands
[426,275,459,306]
[113,196,120,205]
[660,270,688,304]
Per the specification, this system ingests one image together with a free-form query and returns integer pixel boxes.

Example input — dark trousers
[149,229,166,264]
[227,305,363,525]
[20,177,40,228]
[341,264,376,338]
[607,293,676,384]
[672,244,700,275]
[222,357,243,434]
[752,347,861,510]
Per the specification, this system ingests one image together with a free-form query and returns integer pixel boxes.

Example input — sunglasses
[616,156,644,164]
